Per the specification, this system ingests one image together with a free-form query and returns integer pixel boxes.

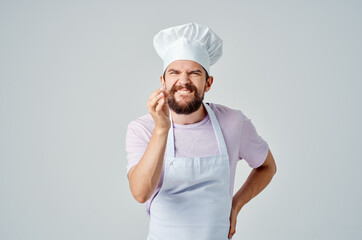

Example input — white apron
[147,102,232,240]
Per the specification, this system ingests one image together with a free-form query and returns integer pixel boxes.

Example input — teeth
[177,90,190,94]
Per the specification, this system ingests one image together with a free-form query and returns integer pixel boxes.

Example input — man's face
[161,60,213,114]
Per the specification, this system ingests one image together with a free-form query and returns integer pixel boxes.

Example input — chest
[173,121,220,158]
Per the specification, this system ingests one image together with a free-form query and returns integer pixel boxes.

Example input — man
[126,23,276,240]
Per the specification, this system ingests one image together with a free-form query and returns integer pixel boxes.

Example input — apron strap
[203,103,229,157]
[166,102,229,158]
[166,107,175,157]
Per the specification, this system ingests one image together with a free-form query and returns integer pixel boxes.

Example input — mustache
[170,83,197,93]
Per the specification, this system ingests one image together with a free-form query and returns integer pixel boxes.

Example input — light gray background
[1,0,361,239]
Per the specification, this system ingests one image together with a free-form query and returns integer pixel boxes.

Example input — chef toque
[153,22,223,75]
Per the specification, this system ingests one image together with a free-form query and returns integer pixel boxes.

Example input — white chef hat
[153,22,223,75]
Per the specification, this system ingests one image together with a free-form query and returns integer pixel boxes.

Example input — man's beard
[167,83,204,114]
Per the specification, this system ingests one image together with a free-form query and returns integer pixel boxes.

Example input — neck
[170,104,207,125]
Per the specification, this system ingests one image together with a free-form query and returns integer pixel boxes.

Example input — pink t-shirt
[126,103,269,215]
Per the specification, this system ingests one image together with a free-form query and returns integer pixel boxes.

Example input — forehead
[166,60,205,72]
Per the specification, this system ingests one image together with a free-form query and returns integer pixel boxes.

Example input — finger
[161,88,168,97]
[148,92,165,110]
[228,224,236,239]
[228,227,235,239]
[228,218,236,239]
[148,87,164,102]
[155,97,166,113]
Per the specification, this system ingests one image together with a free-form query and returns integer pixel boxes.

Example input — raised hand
[146,87,170,131]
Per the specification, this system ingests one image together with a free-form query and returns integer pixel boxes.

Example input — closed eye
[167,69,180,75]
[189,70,202,75]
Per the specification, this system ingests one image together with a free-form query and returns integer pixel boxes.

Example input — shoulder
[206,102,248,137]
[207,102,246,123]
[127,113,155,138]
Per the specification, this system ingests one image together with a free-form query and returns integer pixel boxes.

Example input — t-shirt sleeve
[239,114,269,168]
[125,121,151,178]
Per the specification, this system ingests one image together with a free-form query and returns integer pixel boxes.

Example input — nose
[178,72,190,85]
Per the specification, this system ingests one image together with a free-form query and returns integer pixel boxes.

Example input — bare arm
[128,87,170,203]
[232,149,276,210]
[228,149,277,239]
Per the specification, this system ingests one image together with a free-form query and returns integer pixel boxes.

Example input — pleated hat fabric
[153,23,223,74]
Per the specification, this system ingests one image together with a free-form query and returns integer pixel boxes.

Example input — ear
[204,76,214,92]
[160,75,166,88]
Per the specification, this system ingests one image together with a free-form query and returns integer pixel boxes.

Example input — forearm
[232,164,276,213]
[129,127,168,203]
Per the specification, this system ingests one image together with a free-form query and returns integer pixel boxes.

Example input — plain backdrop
[1,0,361,239]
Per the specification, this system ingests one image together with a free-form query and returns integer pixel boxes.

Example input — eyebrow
[167,68,179,73]
[167,69,203,74]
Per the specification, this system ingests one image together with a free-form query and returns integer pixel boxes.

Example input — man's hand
[147,87,170,131]
[228,207,238,239]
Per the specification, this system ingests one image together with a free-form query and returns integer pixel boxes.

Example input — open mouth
[176,90,192,94]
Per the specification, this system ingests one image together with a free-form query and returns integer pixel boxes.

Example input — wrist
[153,125,170,135]
[232,196,246,213]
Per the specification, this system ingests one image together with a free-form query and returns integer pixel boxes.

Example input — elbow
[272,161,277,174]
[266,149,277,176]
[268,156,277,176]
[272,161,277,176]
[134,194,149,204]
[128,169,151,203]
[263,163,276,178]
[131,189,151,204]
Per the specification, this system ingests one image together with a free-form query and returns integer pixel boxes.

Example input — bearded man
[126,23,277,240]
